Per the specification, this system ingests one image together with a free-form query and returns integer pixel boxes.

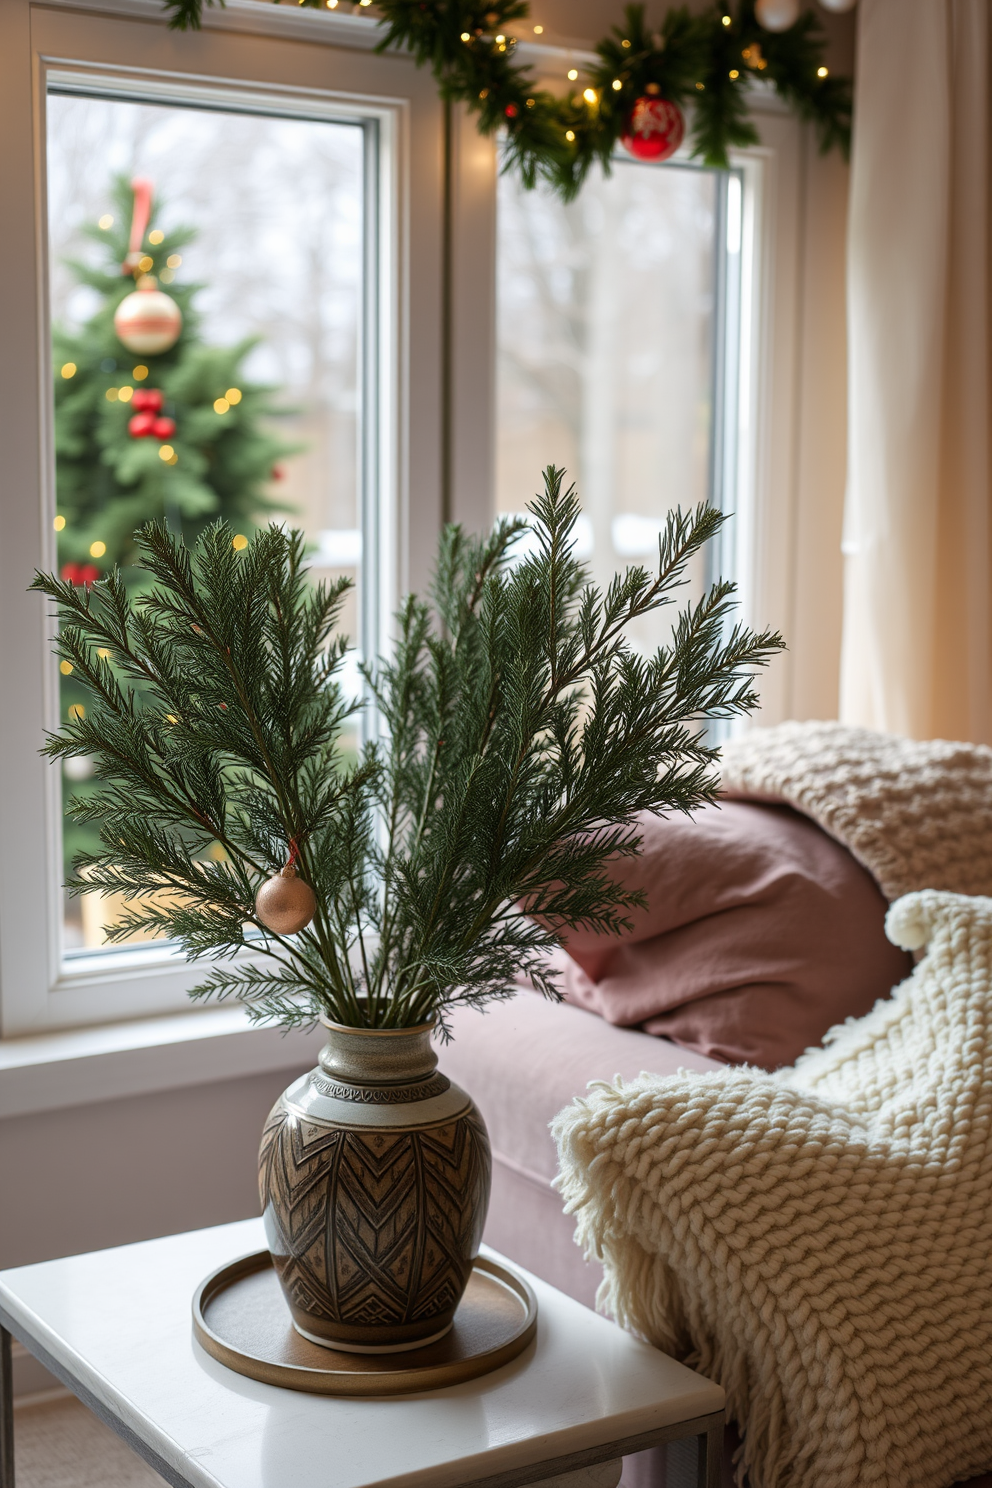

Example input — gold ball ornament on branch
[255,861,317,936]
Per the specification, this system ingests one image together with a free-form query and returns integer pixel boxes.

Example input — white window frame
[0,2,809,1104]
[0,0,449,1039]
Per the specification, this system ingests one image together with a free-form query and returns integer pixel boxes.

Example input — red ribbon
[122,178,154,276]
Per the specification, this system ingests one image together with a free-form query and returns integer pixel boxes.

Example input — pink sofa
[443,992,992,1488]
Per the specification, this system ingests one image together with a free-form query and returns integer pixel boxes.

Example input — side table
[0,1219,723,1488]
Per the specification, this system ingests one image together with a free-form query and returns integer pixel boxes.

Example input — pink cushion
[552,801,912,1071]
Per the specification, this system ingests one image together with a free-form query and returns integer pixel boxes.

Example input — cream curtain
[840,0,992,742]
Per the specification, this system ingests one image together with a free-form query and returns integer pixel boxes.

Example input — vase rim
[318,1014,435,1037]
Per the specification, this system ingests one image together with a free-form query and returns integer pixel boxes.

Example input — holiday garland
[162,0,851,199]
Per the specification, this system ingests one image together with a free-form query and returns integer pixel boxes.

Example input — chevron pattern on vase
[259,1098,492,1345]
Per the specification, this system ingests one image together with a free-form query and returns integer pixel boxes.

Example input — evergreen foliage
[160,0,851,197]
[33,468,784,1032]
[54,176,295,576]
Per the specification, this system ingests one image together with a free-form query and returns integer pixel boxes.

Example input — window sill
[0,1007,323,1120]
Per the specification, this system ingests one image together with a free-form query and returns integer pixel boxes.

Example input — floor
[13,1393,159,1488]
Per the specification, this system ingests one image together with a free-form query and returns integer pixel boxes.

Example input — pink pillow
[551,801,912,1071]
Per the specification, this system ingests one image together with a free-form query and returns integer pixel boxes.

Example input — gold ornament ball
[255,866,317,935]
[114,285,183,355]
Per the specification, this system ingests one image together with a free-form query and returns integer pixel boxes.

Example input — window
[0,0,444,1035]
[496,154,747,657]
[48,85,368,955]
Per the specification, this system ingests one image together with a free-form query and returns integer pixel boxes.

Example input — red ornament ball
[132,388,164,414]
[114,285,182,356]
[61,562,100,587]
[128,411,156,439]
[620,96,685,162]
[505,103,518,119]
[152,416,176,440]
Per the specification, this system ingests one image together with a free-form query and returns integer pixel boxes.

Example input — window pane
[497,158,738,654]
[47,90,365,953]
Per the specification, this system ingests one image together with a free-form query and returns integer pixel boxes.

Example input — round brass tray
[192,1250,538,1396]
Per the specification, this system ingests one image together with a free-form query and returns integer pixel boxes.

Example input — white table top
[0,1219,723,1488]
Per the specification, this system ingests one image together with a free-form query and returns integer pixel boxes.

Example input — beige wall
[1,1064,310,1394]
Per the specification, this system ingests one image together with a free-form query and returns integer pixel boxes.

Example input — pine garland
[34,469,783,1031]
[161,0,851,199]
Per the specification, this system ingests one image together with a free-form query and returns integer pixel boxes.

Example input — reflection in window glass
[47,91,366,953]
[497,158,741,656]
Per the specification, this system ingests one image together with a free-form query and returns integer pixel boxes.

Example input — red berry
[145,388,164,413]
[79,564,100,585]
[505,104,518,118]
[152,416,176,439]
[60,562,82,584]
[128,412,156,438]
[271,466,285,481]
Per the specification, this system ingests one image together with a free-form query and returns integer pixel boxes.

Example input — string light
[460,30,470,39]
[526,97,535,106]
[533,23,543,32]
[327,1,338,8]
[61,363,76,379]
[495,34,505,43]
[98,215,113,230]
[583,87,597,103]
[214,397,230,414]
[68,703,85,720]
[722,13,732,23]
[97,648,112,660]
[729,69,739,79]
[225,388,242,404]
[138,255,154,272]
[567,68,578,80]
[106,388,119,402]
[159,445,178,464]
[565,129,575,141]
[232,534,248,552]
[118,385,133,402]
[133,365,149,381]
[53,515,65,532]
[166,714,179,724]
[148,230,164,245]
[166,254,182,268]
[621,38,631,47]
[90,541,106,558]
[612,78,622,90]
[696,81,705,90]
[60,660,73,675]
[817,66,829,77]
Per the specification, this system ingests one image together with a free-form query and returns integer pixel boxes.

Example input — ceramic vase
[258,1018,491,1353]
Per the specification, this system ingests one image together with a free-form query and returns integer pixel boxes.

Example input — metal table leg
[1,1326,14,1488]
[698,1417,723,1488]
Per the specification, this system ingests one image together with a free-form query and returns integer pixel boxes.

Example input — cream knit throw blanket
[553,889,992,1488]
[719,720,992,901]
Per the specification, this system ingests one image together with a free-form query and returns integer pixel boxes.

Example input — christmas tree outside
[53,176,299,941]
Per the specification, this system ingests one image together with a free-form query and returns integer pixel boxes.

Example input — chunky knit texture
[553,890,992,1488]
[719,721,992,902]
